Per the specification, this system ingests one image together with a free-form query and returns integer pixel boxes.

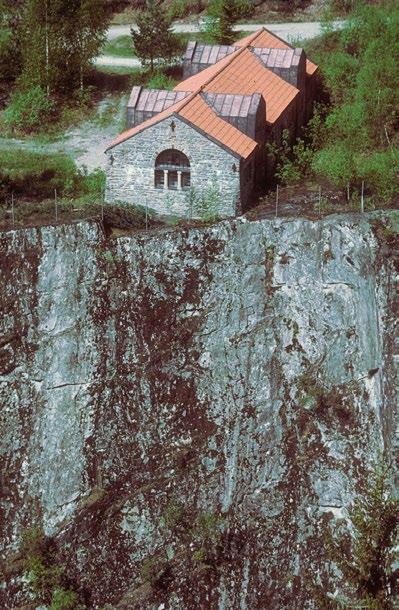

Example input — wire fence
[0,182,395,232]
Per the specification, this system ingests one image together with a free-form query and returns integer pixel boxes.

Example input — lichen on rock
[0,213,397,609]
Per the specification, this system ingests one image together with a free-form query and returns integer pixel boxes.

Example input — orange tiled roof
[180,94,256,158]
[107,91,257,158]
[106,96,189,150]
[107,27,317,153]
[175,47,299,124]
[235,28,318,76]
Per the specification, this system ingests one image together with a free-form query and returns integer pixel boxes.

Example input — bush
[325,460,399,608]
[20,527,83,610]
[146,71,177,90]
[356,150,399,204]
[50,587,80,610]
[3,86,55,133]
[312,144,356,189]
[0,149,104,200]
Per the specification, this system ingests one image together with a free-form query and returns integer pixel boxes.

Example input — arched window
[154,149,191,190]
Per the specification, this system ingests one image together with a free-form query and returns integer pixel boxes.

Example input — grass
[101,30,253,60]
[102,36,136,59]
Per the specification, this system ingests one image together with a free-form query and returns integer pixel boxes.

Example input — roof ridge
[178,29,262,99]
[172,41,252,116]
[247,47,300,93]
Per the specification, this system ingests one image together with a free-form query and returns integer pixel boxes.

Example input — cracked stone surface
[0,213,398,609]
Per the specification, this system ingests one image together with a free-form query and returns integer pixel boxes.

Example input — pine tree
[131,0,181,72]
[205,0,240,45]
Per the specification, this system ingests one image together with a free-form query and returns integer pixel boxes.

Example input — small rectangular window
[168,170,178,190]
[155,169,164,189]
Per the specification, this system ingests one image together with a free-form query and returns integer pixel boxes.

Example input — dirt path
[99,20,344,68]
[107,19,344,40]
[0,95,128,171]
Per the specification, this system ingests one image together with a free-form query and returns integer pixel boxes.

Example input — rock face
[0,213,398,610]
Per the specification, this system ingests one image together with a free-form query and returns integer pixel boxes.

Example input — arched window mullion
[154,149,190,190]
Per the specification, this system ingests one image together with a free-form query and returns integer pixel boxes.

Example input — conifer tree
[131,0,181,72]
[205,0,242,45]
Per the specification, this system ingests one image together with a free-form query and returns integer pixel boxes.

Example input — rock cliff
[1,213,398,609]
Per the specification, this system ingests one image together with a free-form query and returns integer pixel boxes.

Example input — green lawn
[102,36,136,58]
[102,31,252,59]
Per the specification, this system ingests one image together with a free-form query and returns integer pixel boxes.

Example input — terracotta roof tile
[107,97,189,150]
[235,28,318,76]
[179,95,257,158]
[108,27,315,153]
[107,91,257,159]
[176,47,299,124]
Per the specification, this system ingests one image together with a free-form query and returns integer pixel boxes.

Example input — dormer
[127,86,191,128]
[251,47,307,90]
[183,42,238,78]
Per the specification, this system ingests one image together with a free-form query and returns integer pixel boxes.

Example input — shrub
[355,150,399,204]
[325,460,399,608]
[3,86,55,133]
[312,144,356,189]
[146,71,177,90]
[50,587,80,610]
[185,183,221,221]
[0,149,104,200]
[20,527,83,609]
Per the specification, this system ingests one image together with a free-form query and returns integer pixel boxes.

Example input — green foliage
[0,1,23,81]
[17,0,110,96]
[139,554,170,589]
[269,129,314,186]
[131,0,182,71]
[191,512,226,569]
[50,587,80,610]
[307,2,399,203]
[166,0,198,20]
[205,0,243,45]
[146,71,177,90]
[20,527,82,609]
[3,86,55,133]
[204,0,252,44]
[162,499,185,531]
[185,182,222,222]
[312,144,355,189]
[326,460,399,608]
[0,149,105,199]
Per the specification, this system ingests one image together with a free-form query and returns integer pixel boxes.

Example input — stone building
[105,27,318,218]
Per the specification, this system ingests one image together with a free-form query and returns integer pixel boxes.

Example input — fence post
[346,183,350,203]
[54,189,58,222]
[275,184,279,218]
[145,202,148,231]
[101,186,104,222]
[360,181,364,213]
[318,185,321,217]
[11,192,15,227]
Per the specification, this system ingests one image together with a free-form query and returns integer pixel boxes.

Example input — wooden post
[145,202,148,231]
[346,183,350,203]
[101,186,105,222]
[54,189,58,222]
[275,184,279,218]
[11,192,15,227]
[360,181,364,213]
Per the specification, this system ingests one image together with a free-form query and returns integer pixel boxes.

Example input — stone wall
[1,213,398,610]
[105,116,242,218]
